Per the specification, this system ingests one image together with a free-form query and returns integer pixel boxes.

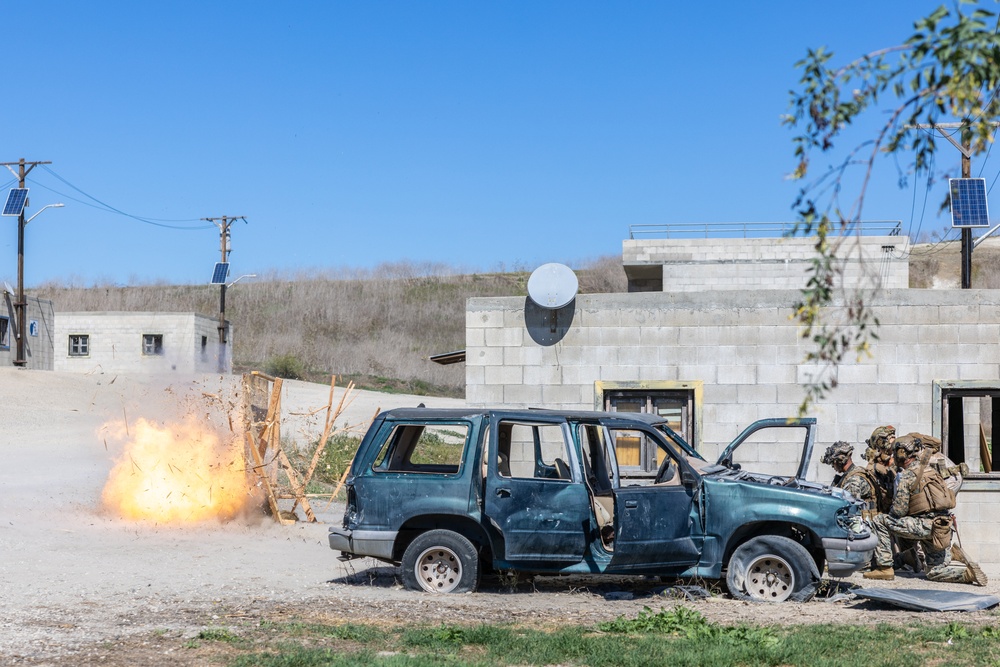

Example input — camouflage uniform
[822,442,875,508]
[863,426,897,513]
[837,465,877,509]
[898,432,967,493]
[871,459,969,583]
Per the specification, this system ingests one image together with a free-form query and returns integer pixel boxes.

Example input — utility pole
[910,122,991,288]
[1,158,51,366]
[960,124,973,289]
[202,216,246,344]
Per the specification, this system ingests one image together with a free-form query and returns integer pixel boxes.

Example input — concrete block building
[464,230,1000,572]
[0,296,55,370]
[623,224,908,293]
[54,312,231,374]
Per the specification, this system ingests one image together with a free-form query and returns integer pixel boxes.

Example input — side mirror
[681,469,697,487]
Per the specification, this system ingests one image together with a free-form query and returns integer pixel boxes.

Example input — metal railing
[628,221,902,240]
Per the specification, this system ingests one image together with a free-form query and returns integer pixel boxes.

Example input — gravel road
[1,370,997,666]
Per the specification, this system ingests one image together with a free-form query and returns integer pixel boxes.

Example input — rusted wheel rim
[745,554,794,602]
[414,546,463,593]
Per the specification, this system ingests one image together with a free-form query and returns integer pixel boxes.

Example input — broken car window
[372,422,470,474]
[496,421,572,481]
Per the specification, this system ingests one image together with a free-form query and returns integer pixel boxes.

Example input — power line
[38,166,213,230]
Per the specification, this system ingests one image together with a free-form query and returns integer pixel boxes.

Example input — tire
[401,530,481,594]
[726,535,820,603]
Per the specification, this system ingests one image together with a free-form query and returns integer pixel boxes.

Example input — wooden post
[245,432,293,525]
[304,380,356,486]
[276,447,316,522]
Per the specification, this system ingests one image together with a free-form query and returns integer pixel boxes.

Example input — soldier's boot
[863,566,895,581]
[962,562,989,587]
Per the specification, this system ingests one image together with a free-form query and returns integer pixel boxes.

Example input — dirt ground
[1,370,998,666]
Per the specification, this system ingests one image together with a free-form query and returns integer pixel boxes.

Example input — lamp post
[15,202,64,366]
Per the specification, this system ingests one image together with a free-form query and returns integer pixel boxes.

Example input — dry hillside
[32,242,1000,397]
[36,257,627,397]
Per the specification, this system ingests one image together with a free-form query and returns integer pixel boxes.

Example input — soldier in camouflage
[863,425,897,514]
[896,432,968,493]
[864,437,987,585]
[821,441,877,509]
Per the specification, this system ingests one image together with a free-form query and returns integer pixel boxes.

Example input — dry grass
[909,238,1000,288]
[34,258,628,397]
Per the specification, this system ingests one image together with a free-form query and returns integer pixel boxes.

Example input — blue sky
[0,1,980,287]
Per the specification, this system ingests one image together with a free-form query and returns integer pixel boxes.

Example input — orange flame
[101,417,257,523]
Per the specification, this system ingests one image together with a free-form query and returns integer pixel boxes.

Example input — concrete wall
[465,289,1000,570]
[54,312,231,374]
[0,297,55,370]
[623,235,909,292]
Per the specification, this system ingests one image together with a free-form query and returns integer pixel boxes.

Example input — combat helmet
[821,441,854,467]
[867,425,896,451]
[894,434,923,461]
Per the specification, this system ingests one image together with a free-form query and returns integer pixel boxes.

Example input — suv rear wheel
[726,535,820,602]
[401,530,481,594]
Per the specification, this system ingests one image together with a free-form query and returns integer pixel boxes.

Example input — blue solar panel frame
[211,262,230,285]
[949,178,990,228]
[3,188,28,217]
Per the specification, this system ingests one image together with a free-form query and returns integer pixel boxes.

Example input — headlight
[836,506,869,535]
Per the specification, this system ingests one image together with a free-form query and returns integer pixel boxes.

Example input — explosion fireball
[101,416,257,523]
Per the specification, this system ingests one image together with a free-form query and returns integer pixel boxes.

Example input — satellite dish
[527,263,578,309]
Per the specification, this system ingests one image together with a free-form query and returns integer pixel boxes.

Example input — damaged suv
[329,408,875,602]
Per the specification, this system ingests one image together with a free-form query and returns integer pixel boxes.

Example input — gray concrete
[54,312,231,374]
[0,296,55,370]
[623,235,909,292]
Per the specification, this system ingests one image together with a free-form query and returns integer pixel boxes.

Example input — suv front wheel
[401,530,481,594]
[726,535,820,603]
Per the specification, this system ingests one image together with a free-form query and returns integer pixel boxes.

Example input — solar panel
[950,178,990,228]
[2,188,28,217]
[211,262,230,285]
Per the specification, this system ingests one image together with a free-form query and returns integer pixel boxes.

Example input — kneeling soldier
[822,441,877,510]
[864,437,987,585]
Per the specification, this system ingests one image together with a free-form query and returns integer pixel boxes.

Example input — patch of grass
[598,605,713,636]
[336,373,462,398]
[265,353,307,380]
[292,433,361,486]
[197,628,241,643]
[214,614,1000,667]
[123,613,1000,667]
[262,621,383,643]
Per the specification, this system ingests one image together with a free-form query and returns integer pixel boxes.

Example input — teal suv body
[329,408,876,602]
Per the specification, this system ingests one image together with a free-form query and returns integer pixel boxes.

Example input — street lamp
[25,202,64,225]
[228,273,256,287]
[15,202,64,366]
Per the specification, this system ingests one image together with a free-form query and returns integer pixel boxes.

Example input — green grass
[212,608,1000,667]
[294,433,362,486]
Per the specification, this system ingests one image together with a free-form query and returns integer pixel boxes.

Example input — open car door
[483,414,590,562]
[715,418,818,480]
[607,424,702,570]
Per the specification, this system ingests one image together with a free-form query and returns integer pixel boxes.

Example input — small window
[69,334,89,356]
[0,317,9,350]
[604,387,696,474]
[496,421,572,481]
[373,423,469,474]
[142,334,163,356]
